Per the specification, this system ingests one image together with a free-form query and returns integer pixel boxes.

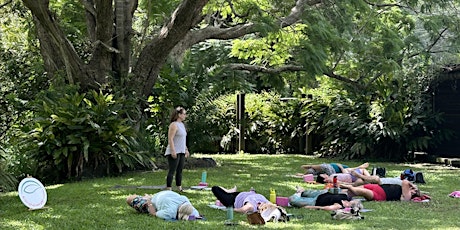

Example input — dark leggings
[211,186,240,207]
[166,153,186,187]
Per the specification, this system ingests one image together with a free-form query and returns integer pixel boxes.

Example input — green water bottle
[226,206,233,220]
[201,171,207,183]
[270,188,276,204]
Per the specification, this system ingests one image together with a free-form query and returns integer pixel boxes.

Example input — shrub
[14,86,154,183]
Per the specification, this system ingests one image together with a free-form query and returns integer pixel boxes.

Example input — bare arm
[167,122,178,158]
[401,180,416,201]
[234,203,254,214]
[146,201,157,216]
[304,203,342,211]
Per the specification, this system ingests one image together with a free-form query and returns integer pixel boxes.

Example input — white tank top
[165,122,187,155]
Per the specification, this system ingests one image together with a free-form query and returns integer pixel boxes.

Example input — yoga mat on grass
[111,184,211,191]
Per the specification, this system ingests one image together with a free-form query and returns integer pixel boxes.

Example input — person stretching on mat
[340,179,420,201]
[126,190,201,220]
[211,185,288,223]
[315,168,372,186]
[288,186,363,211]
[298,162,370,176]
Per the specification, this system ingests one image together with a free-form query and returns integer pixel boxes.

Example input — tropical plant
[0,146,17,192]
[303,72,453,160]
[14,86,154,183]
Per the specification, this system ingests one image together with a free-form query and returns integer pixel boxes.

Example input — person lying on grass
[211,186,288,222]
[315,168,372,185]
[298,162,369,176]
[347,170,403,186]
[288,186,363,211]
[126,190,201,221]
[340,179,420,201]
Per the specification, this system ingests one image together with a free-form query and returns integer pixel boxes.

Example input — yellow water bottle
[270,188,276,204]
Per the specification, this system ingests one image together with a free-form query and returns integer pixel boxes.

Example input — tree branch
[133,0,209,97]
[79,0,96,16]
[406,27,448,60]
[171,0,319,62]
[0,0,12,10]
[225,63,363,89]
[226,63,305,73]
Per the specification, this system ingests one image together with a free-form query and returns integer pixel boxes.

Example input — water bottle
[332,176,339,194]
[226,207,234,220]
[270,188,276,203]
[201,171,207,183]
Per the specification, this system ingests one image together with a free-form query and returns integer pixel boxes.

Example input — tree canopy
[11,0,459,100]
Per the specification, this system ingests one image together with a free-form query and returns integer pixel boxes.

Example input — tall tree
[20,0,316,98]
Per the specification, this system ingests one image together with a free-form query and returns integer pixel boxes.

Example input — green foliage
[0,146,17,192]
[188,92,304,154]
[14,86,154,183]
[304,73,452,160]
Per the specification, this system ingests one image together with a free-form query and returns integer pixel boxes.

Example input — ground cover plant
[1,154,459,230]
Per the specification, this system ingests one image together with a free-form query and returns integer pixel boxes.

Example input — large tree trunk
[23,0,89,86]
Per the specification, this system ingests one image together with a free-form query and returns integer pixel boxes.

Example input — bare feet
[229,186,237,193]
[296,186,305,193]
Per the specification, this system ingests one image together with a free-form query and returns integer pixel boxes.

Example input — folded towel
[449,191,460,198]
[412,194,431,202]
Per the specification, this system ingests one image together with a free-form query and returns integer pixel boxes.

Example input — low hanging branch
[226,63,363,90]
[0,0,12,9]
[170,0,321,63]
[226,63,305,74]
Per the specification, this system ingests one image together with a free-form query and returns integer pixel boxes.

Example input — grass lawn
[1,154,460,230]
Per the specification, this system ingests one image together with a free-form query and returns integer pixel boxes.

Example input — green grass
[1,154,460,229]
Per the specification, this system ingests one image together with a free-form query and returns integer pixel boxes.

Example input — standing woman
[165,106,189,192]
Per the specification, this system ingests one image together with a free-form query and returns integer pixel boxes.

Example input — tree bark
[23,0,88,86]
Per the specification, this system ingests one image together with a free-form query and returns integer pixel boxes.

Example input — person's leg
[401,180,417,201]
[288,193,318,207]
[166,155,179,190]
[340,184,375,200]
[301,164,321,171]
[361,168,371,176]
[341,162,370,173]
[175,153,186,190]
[351,170,381,184]
[211,186,239,207]
[334,163,349,173]
[321,164,336,175]
[300,189,328,198]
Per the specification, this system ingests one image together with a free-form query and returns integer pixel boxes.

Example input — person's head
[306,168,317,175]
[126,194,138,206]
[316,174,328,184]
[126,194,149,213]
[177,203,194,220]
[341,199,363,210]
[410,185,421,199]
[170,106,187,122]
[258,202,288,223]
